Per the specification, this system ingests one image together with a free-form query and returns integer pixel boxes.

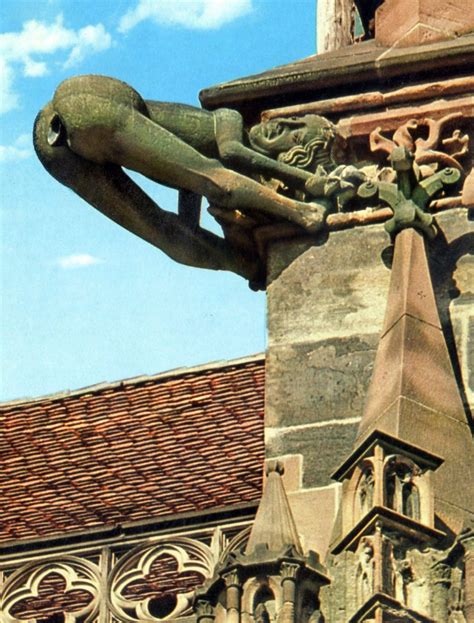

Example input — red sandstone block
[376,0,474,47]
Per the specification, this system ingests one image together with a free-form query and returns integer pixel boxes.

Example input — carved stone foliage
[357,150,460,238]
[370,114,470,175]
[1,556,100,623]
[252,109,469,246]
[108,537,215,621]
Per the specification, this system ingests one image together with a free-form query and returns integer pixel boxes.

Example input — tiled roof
[0,355,265,543]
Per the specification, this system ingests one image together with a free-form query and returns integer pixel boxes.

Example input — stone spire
[328,227,473,621]
[357,227,468,441]
[245,461,303,556]
[356,227,474,531]
[193,460,328,623]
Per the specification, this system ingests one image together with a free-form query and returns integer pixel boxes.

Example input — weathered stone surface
[200,34,474,113]
[266,336,377,428]
[359,230,469,431]
[288,485,339,560]
[245,462,302,556]
[267,224,392,344]
[266,422,359,488]
[469,315,474,394]
[265,209,473,505]
[265,453,303,493]
[462,169,474,206]
[431,209,474,418]
[263,76,474,120]
[265,225,391,486]
[353,96,472,140]
[317,0,353,53]
[352,227,474,538]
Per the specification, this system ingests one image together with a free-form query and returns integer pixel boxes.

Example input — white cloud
[23,59,48,78]
[63,23,112,68]
[57,254,103,269]
[0,57,19,114]
[0,133,32,162]
[0,15,112,114]
[118,0,253,33]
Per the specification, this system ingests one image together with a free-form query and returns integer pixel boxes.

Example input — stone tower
[200,0,474,621]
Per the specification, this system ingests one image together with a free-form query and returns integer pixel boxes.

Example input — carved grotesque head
[248,114,336,170]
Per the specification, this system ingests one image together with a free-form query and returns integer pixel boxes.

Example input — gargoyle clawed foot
[292,199,330,233]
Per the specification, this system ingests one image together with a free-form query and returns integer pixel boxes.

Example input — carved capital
[195,599,215,622]
[280,562,300,581]
[223,569,241,589]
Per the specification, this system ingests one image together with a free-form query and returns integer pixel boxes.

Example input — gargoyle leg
[34,103,258,282]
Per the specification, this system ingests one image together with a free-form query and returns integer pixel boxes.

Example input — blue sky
[1,0,318,401]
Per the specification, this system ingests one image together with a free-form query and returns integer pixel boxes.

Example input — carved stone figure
[356,538,374,607]
[34,75,333,286]
[358,468,375,516]
[34,76,465,290]
[254,602,271,623]
[307,608,324,623]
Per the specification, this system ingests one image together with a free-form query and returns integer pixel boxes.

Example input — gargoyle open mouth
[48,113,67,147]
[264,123,283,141]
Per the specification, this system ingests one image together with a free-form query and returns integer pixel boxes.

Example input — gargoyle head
[248,114,336,171]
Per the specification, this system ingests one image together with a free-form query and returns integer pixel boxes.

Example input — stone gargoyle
[34,75,337,287]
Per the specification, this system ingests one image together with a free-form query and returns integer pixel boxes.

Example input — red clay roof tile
[0,356,265,543]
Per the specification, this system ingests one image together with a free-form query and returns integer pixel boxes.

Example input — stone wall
[265,209,473,559]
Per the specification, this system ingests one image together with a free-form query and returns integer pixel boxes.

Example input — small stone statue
[254,603,271,623]
[34,75,335,285]
[308,609,324,623]
[356,538,374,606]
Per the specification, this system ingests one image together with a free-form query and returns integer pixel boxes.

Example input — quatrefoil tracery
[1,557,100,623]
[109,537,215,621]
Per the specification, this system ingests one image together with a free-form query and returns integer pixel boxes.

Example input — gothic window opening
[253,585,276,622]
[118,552,205,619]
[385,459,421,520]
[109,538,214,621]
[301,589,324,622]
[148,592,178,619]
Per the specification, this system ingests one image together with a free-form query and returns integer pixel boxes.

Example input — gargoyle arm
[214,108,312,187]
